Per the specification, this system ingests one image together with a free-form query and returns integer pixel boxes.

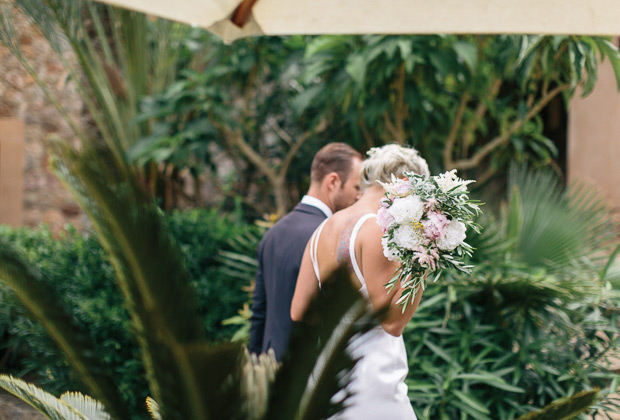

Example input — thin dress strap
[310,219,329,289]
[349,213,377,288]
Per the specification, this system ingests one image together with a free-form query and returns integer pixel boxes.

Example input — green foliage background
[0,209,259,418]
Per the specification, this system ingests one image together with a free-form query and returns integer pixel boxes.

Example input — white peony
[435,169,474,194]
[392,224,425,250]
[381,236,402,262]
[436,220,467,251]
[388,194,424,224]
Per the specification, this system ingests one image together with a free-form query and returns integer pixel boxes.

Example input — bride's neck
[357,184,386,208]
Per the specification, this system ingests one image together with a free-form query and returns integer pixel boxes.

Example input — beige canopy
[95,0,620,42]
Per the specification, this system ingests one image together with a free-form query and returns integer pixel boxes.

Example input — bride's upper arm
[359,221,421,336]
[359,222,399,309]
[290,243,319,322]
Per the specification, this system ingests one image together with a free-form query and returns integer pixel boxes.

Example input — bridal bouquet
[377,169,481,310]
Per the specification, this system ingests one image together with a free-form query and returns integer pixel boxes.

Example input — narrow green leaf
[452,390,491,415]
[423,340,455,364]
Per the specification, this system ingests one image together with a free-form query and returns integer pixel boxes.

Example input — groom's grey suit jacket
[249,203,327,361]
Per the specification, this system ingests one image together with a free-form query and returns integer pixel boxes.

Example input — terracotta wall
[567,41,620,211]
[0,119,25,226]
[0,6,86,232]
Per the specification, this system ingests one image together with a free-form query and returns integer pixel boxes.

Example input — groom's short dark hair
[311,143,362,184]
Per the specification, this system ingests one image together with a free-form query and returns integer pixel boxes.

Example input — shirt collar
[300,195,333,218]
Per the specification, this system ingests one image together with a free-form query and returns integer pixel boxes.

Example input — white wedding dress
[309,213,417,420]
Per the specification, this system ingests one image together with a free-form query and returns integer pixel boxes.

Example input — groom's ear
[324,172,342,191]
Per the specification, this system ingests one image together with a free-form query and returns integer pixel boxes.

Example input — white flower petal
[388,194,424,224]
[436,220,466,251]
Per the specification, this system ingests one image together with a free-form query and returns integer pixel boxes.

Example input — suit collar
[293,202,329,218]
[300,195,332,217]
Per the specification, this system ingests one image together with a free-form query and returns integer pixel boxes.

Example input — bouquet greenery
[377,170,482,310]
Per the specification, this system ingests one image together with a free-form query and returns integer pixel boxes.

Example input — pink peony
[377,205,395,233]
[422,211,448,240]
[395,180,413,195]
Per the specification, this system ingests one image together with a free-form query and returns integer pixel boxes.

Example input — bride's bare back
[291,184,422,336]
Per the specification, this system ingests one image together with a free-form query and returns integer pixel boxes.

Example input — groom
[249,142,363,361]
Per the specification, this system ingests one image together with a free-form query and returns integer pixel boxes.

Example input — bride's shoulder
[355,214,382,244]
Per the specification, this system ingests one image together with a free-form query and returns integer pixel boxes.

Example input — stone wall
[0,5,87,233]
[0,390,45,420]
[567,39,620,212]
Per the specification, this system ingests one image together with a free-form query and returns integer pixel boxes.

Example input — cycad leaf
[0,375,87,420]
[514,388,599,420]
[0,241,130,420]
[173,341,246,420]
[264,267,376,420]
[146,397,161,420]
[60,392,111,420]
[240,350,279,420]
[49,142,211,420]
[296,300,371,420]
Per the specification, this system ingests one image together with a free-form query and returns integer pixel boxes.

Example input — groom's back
[249,203,326,360]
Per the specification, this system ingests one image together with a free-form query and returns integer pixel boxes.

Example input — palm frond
[60,392,112,420]
[515,388,600,420]
[174,342,246,420]
[1,0,185,160]
[0,375,88,420]
[264,267,376,420]
[218,227,266,281]
[49,140,264,420]
[295,299,371,420]
[461,164,615,310]
[508,165,617,271]
[240,350,279,420]
[146,397,161,420]
[218,250,259,281]
[468,268,598,310]
[0,241,131,420]
[49,141,215,420]
[466,210,514,265]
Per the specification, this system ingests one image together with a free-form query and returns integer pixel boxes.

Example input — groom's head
[309,143,363,212]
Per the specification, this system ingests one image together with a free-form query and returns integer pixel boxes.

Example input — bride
[290,144,430,420]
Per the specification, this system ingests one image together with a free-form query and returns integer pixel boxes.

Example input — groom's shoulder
[281,203,325,225]
[264,203,325,237]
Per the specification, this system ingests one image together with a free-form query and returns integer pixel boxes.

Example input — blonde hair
[360,144,429,190]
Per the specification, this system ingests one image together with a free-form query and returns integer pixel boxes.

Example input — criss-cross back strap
[309,219,329,289]
[349,213,377,288]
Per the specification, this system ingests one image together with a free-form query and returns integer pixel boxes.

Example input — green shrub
[405,273,619,420]
[0,209,259,419]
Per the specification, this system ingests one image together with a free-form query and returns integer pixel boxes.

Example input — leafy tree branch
[446,83,570,171]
